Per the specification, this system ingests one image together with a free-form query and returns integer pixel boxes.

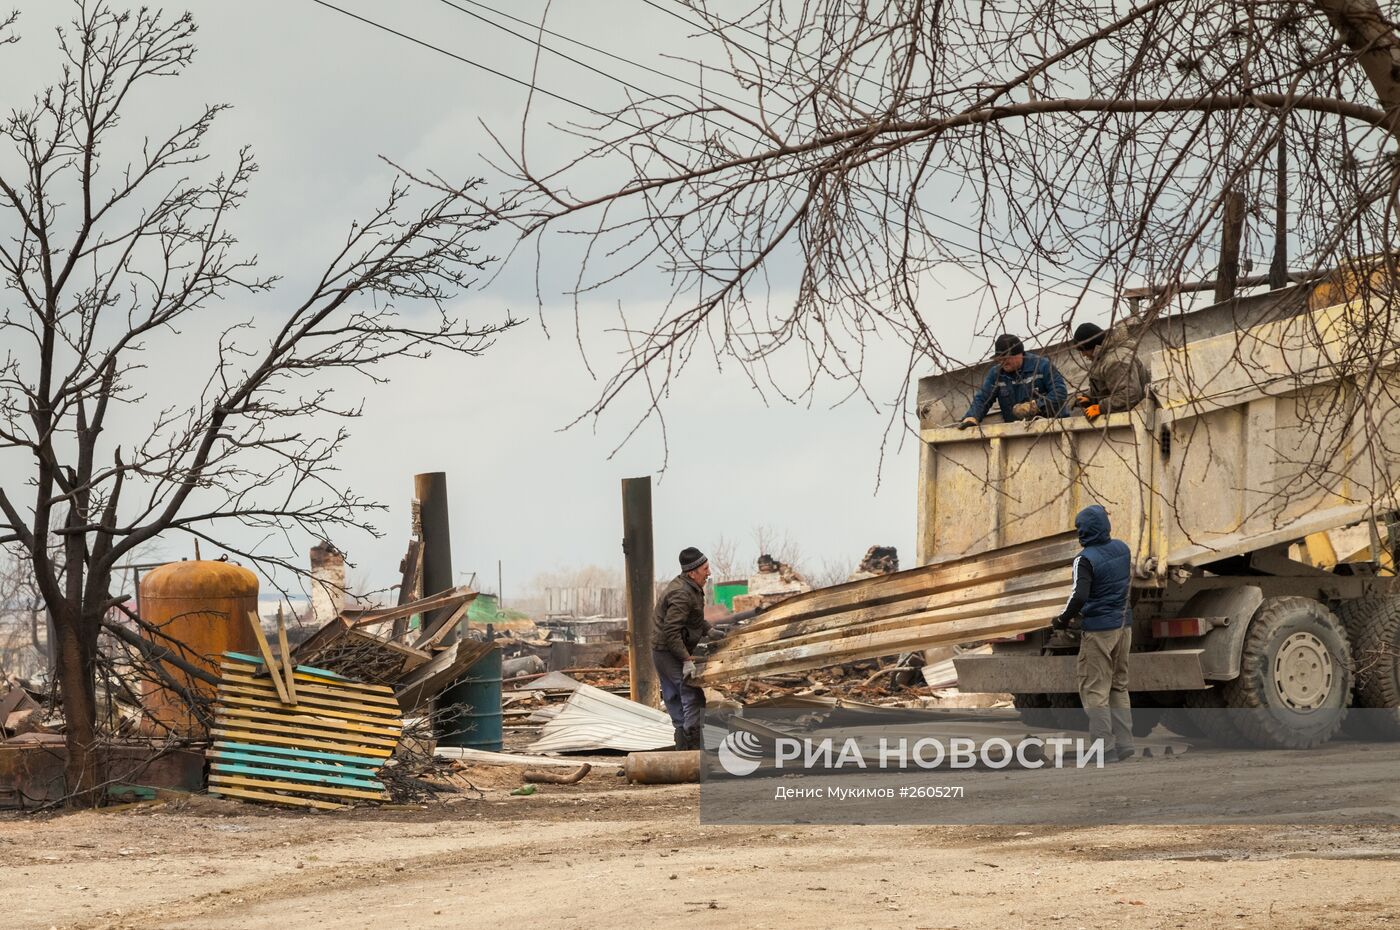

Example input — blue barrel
[436,645,503,750]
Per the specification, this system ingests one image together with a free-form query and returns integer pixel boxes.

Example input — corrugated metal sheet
[528,684,674,753]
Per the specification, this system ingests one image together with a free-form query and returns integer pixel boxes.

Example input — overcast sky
[0,1,1105,603]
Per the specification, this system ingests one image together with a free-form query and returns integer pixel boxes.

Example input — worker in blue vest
[960,334,1069,426]
[1052,504,1136,762]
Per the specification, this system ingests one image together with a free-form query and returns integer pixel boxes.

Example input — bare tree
[0,543,46,679]
[490,0,1400,442]
[704,534,740,581]
[0,4,514,804]
[751,524,805,576]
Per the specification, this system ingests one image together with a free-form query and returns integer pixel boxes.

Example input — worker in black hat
[1070,322,1149,419]
[960,333,1069,427]
[653,546,719,750]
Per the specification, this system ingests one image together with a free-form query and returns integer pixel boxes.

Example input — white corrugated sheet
[527,684,675,753]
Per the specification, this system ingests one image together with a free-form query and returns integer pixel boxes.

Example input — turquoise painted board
[213,762,383,790]
[214,741,377,766]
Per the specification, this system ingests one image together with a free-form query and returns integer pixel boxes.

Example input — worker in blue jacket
[1053,504,1136,762]
[959,334,1069,427]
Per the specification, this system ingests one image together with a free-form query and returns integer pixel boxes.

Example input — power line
[422,0,1119,301]
[309,0,1115,310]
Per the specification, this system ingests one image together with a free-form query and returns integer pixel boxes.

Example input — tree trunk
[55,607,103,807]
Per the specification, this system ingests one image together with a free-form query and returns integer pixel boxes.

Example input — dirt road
[3,772,1398,930]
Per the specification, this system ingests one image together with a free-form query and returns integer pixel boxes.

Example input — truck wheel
[1222,597,1352,749]
[1336,594,1400,740]
[1182,685,1253,746]
[1127,692,1160,738]
[1011,694,1056,728]
[1146,692,1203,738]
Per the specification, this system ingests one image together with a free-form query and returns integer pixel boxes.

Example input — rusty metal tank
[138,559,260,738]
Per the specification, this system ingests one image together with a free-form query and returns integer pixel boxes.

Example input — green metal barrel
[436,645,503,751]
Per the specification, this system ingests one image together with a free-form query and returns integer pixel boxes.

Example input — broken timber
[691,533,1078,686]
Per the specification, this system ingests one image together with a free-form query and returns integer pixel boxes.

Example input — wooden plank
[210,761,383,790]
[223,652,356,682]
[216,693,404,727]
[393,639,494,712]
[210,773,386,802]
[213,715,399,749]
[215,683,401,720]
[246,610,291,705]
[737,533,1078,633]
[710,586,1071,663]
[276,607,297,704]
[208,785,345,811]
[210,750,382,780]
[210,727,392,758]
[210,740,387,767]
[216,706,402,739]
[716,569,1070,657]
[220,659,395,696]
[411,594,476,650]
[290,616,352,665]
[692,603,1060,685]
[218,671,401,709]
[344,585,474,627]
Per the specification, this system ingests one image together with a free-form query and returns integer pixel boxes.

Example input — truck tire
[1011,694,1057,728]
[1222,597,1352,749]
[1181,685,1253,746]
[1336,594,1400,740]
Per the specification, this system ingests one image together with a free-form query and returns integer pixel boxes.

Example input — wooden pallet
[207,652,402,810]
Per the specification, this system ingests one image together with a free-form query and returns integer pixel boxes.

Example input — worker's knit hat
[679,547,708,572]
[993,334,1024,357]
[1073,322,1106,351]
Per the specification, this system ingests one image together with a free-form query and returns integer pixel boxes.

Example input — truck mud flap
[953,649,1207,693]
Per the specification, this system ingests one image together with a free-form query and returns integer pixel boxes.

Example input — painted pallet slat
[209,750,382,780]
[208,651,402,810]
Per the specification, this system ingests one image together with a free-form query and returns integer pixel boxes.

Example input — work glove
[1050,615,1070,632]
[1011,400,1037,420]
[682,659,697,679]
[1075,393,1093,408]
[706,627,726,641]
[957,416,979,430]
[1083,404,1102,420]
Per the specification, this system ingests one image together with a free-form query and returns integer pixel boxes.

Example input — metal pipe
[622,477,660,708]
[624,749,700,784]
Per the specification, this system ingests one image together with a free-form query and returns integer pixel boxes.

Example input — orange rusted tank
[138,559,260,738]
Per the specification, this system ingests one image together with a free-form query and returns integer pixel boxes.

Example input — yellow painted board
[210,728,392,758]
[216,693,401,727]
[208,785,345,811]
[218,671,399,708]
[213,715,399,748]
[220,661,397,697]
[215,681,401,717]
[209,773,386,803]
[245,610,291,704]
[216,706,401,739]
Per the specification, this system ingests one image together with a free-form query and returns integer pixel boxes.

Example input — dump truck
[920,284,1400,748]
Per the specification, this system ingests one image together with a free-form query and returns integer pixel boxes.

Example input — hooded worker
[1071,322,1149,419]
[1053,504,1136,762]
[960,334,1070,427]
[652,546,722,750]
